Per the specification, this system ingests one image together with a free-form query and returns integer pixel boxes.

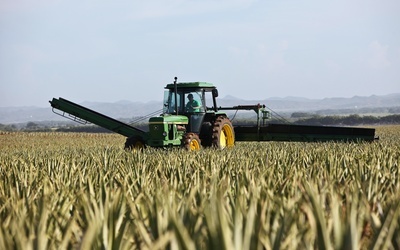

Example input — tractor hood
[147,115,189,148]
[149,115,189,125]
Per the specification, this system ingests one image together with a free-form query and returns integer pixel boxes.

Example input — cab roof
[165,82,215,90]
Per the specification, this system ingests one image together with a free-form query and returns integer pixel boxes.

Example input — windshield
[163,90,205,114]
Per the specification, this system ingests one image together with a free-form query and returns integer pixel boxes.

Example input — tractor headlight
[162,131,167,137]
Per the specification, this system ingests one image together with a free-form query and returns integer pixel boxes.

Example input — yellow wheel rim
[220,129,226,148]
[220,124,234,148]
[190,139,201,150]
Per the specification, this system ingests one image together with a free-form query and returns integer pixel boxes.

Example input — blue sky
[1,0,399,107]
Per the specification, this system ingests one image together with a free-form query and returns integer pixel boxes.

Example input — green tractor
[50,77,236,151]
[49,77,376,151]
[126,77,235,150]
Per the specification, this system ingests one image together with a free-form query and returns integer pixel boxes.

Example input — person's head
[187,94,193,100]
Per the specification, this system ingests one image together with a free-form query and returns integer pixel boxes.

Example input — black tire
[124,136,146,150]
[212,116,235,149]
[182,133,201,151]
[200,122,213,147]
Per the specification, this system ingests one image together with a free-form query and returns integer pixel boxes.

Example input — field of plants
[0,125,399,249]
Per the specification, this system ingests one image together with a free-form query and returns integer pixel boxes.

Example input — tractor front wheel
[182,133,201,151]
[125,136,146,150]
[212,116,235,149]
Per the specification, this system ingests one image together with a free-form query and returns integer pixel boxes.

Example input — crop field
[0,125,399,249]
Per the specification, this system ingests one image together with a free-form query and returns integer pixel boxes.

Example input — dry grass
[0,125,399,249]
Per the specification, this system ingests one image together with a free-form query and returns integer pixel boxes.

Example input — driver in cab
[185,94,200,112]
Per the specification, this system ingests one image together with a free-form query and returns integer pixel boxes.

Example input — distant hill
[220,93,400,111]
[1,93,399,124]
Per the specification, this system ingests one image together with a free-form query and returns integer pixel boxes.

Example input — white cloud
[367,40,390,69]
[227,40,288,71]
[265,53,285,72]
[262,40,288,72]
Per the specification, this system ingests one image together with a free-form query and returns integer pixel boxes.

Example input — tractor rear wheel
[182,133,201,151]
[125,136,146,150]
[212,116,235,149]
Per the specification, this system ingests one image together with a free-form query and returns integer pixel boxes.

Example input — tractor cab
[163,81,218,134]
[163,90,206,114]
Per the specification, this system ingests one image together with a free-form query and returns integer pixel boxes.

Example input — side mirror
[212,89,219,98]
